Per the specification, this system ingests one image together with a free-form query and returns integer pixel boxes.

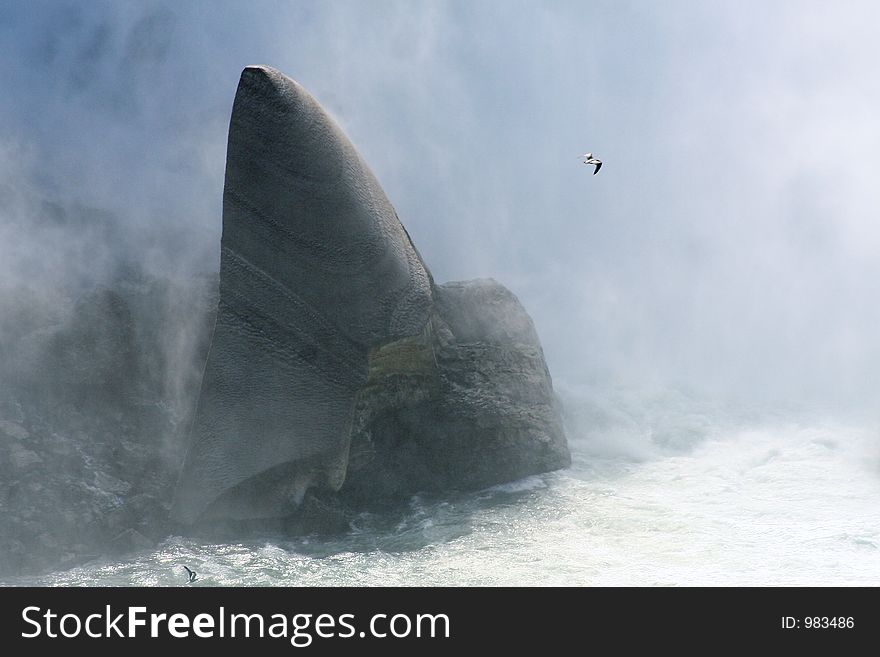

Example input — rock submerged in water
[172,66,570,525]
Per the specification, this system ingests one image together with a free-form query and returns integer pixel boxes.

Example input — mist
[3,0,880,412]
[5,0,880,586]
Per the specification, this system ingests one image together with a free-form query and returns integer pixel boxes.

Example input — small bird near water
[581,152,602,174]
[183,565,198,583]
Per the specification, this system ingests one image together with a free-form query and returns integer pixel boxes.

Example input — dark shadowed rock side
[343,279,568,505]
[0,271,217,576]
[171,65,569,527]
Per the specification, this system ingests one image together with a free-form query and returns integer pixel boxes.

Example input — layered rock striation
[172,66,570,525]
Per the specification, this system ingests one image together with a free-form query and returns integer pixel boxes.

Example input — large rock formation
[172,66,569,525]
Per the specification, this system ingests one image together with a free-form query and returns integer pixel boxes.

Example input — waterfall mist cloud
[2,0,880,411]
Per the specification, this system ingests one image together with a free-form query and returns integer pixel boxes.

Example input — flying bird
[183,565,198,583]
[581,152,602,175]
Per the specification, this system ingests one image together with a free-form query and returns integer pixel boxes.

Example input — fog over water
[2,1,880,585]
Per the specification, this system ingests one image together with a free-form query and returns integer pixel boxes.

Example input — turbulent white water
[8,389,880,586]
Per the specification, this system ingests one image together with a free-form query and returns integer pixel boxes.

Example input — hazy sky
[2,0,880,409]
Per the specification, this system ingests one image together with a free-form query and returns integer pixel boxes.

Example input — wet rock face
[171,65,434,524]
[430,280,570,484]
[173,66,570,523]
[343,279,570,505]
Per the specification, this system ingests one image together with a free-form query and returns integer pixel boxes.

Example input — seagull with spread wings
[581,152,602,175]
